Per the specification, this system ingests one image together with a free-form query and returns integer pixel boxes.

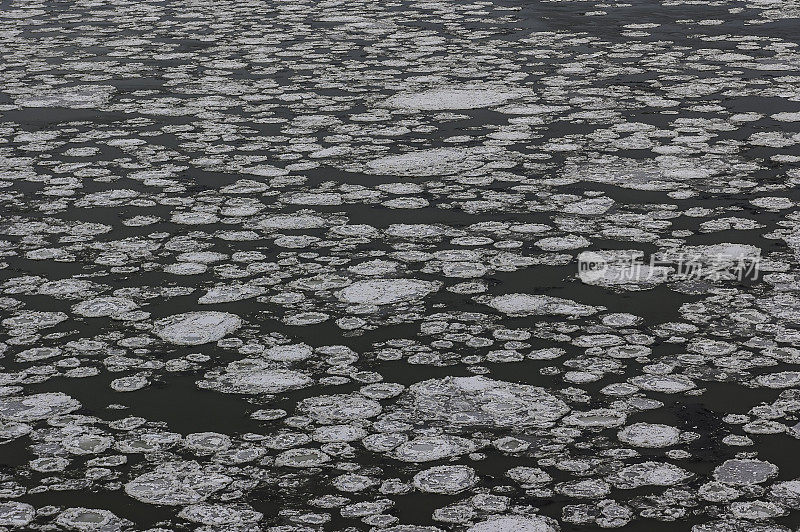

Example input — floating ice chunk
[336,279,440,305]
[185,432,231,454]
[468,516,556,532]
[72,297,138,318]
[0,393,81,422]
[714,459,778,485]
[16,85,115,108]
[275,448,331,468]
[630,374,695,393]
[125,461,232,505]
[264,343,313,362]
[0,502,35,527]
[2,311,68,330]
[256,213,326,230]
[772,112,800,122]
[755,371,800,389]
[198,284,265,304]
[199,359,312,394]
[153,311,242,345]
[563,409,627,429]
[366,147,483,177]
[393,435,476,462]
[55,507,119,530]
[63,434,112,455]
[618,423,680,447]
[313,424,367,443]
[483,293,598,317]
[178,503,262,525]
[299,394,382,424]
[413,465,477,494]
[385,86,527,110]
[401,376,569,428]
[610,462,692,489]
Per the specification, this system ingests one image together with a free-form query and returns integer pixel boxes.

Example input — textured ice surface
[153,311,242,345]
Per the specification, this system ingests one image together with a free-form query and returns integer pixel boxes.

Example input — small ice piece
[55,507,119,531]
[336,279,441,305]
[412,465,477,494]
[468,515,557,532]
[713,459,778,486]
[153,311,242,345]
[617,423,680,448]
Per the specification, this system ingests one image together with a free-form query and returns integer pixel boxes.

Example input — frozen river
[0,0,800,530]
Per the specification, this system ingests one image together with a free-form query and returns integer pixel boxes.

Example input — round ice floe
[178,503,262,525]
[401,376,569,429]
[199,359,312,394]
[336,279,440,305]
[55,507,118,531]
[264,343,313,362]
[629,374,695,393]
[412,465,477,494]
[713,459,778,486]
[71,296,138,318]
[0,421,31,441]
[0,502,35,527]
[299,394,382,424]
[393,435,476,462]
[185,432,231,454]
[0,393,81,422]
[153,311,242,345]
[484,293,598,317]
[385,86,527,110]
[2,311,68,330]
[275,448,331,468]
[468,515,557,532]
[617,423,680,448]
[125,461,232,505]
[609,462,692,489]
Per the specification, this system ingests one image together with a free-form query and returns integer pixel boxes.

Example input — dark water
[0,0,800,530]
